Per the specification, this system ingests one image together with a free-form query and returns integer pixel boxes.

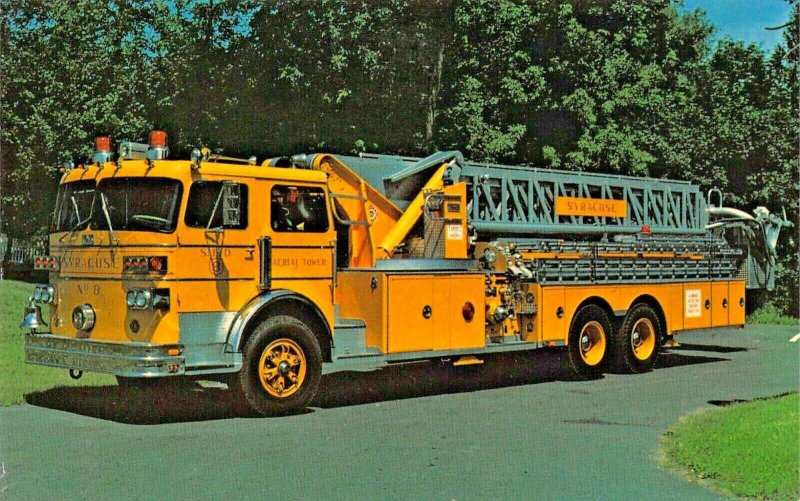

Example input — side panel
[545,282,688,342]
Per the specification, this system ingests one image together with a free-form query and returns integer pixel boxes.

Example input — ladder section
[458,163,707,237]
[491,235,741,284]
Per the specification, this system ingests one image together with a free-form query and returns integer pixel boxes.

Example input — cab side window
[271,185,329,232]
[185,181,248,229]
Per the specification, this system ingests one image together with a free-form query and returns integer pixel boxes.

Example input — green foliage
[748,303,799,326]
[662,393,800,500]
[1,1,797,313]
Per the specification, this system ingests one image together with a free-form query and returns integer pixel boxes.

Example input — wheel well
[572,297,616,328]
[629,295,668,338]
[242,296,332,362]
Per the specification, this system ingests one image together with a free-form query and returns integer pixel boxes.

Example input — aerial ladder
[286,150,787,291]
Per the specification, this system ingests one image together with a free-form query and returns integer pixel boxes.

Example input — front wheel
[234,315,322,416]
[566,305,611,379]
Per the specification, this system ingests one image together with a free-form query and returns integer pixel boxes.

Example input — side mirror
[222,183,241,227]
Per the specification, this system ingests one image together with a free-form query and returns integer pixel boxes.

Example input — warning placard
[685,289,702,318]
[447,224,463,240]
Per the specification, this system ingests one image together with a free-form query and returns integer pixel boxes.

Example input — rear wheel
[234,315,322,416]
[566,305,611,379]
[611,304,661,373]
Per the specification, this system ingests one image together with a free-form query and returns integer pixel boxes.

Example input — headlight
[126,291,136,308]
[33,284,55,304]
[134,290,151,309]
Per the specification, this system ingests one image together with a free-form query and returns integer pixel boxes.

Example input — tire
[234,315,322,416]
[566,304,611,379]
[610,304,661,374]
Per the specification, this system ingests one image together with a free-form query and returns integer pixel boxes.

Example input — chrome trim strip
[25,333,185,377]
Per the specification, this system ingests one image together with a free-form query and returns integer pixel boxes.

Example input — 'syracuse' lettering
[62,256,114,270]
[555,197,628,218]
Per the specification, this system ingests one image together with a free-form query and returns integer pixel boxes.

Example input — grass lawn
[0,279,113,405]
[662,393,799,500]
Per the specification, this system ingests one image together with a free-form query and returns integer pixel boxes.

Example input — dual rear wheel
[567,303,661,379]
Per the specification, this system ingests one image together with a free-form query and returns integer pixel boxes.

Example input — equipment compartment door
[387,276,434,353]
[729,281,746,326]
[435,275,485,351]
[386,274,485,353]
[711,282,730,327]
[540,286,567,343]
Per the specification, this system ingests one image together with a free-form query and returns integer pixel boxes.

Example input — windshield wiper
[58,195,89,242]
[205,185,225,231]
[99,192,118,244]
[70,195,81,222]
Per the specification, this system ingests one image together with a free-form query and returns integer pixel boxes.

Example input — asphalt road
[1,325,797,500]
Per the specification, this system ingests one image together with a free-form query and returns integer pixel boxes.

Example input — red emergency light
[149,130,168,148]
[95,136,111,152]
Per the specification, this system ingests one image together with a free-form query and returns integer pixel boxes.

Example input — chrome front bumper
[25,333,185,377]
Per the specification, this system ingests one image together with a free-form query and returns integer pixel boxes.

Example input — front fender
[224,290,331,354]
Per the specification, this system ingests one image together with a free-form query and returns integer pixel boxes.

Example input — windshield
[91,177,183,233]
[52,180,96,232]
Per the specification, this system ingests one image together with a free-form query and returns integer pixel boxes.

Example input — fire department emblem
[210,256,223,275]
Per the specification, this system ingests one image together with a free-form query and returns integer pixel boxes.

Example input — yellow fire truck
[22,132,790,415]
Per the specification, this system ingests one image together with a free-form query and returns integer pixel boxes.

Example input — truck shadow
[668,343,748,354]
[24,348,728,424]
